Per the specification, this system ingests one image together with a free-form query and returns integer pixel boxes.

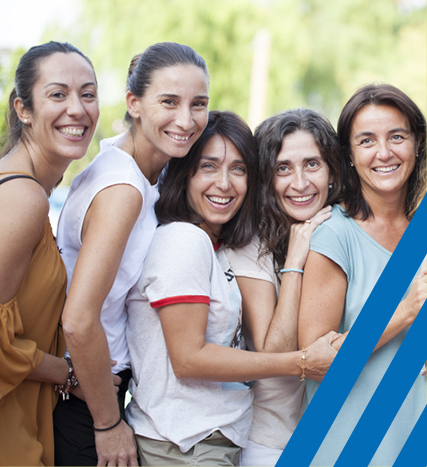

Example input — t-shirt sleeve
[226,237,275,285]
[0,299,44,402]
[143,224,214,308]
[310,221,350,277]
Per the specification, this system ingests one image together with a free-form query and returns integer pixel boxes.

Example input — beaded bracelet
[300,348,307,382]
[280,268,304,274]
[93,416,122,432]
[55,357,79,400]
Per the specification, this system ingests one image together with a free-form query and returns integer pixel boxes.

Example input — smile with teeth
[58,127,86,137]
[373,165,399,173]
[166,132,191,142]
[207,196,233,205]
[288,194,315,202]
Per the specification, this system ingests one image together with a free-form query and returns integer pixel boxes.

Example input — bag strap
[0,174,41,186]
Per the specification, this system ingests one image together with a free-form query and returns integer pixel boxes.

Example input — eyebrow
[44,82,97,89]
[158,93,209,100]
[276,155,322,165]
[353,128,411,139]
[201,155,245,164]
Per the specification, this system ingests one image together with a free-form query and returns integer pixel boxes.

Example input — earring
[350,161,354,167]
[23,119,29,124]
[416,152,419,158]
[328,183,333,189]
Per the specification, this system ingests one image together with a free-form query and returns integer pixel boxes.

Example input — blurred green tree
[1,0,425,184]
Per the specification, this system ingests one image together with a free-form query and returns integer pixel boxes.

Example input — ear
[125,91,141,120]
[14,97,31,124]
[329,173,334,184]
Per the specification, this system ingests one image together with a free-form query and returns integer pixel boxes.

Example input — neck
[117,129,171,185]
[360,187,408,221]
[2,141,68,195]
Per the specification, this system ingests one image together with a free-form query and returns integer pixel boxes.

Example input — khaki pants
[136,431,240,466]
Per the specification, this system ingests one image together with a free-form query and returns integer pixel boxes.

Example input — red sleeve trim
[150,295,210,309]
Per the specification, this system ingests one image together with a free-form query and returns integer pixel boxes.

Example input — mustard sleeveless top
[0,172,66,466]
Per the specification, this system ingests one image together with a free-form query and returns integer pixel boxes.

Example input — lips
[288,194,316,203]
[207,196,233,205]
[372,164,400,173]
[57,126,86,137]
[165,131,192,142]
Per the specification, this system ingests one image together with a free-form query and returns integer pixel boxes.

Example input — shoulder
[0,176,49,222]
[153,223,212,250]
[72,143,148,196]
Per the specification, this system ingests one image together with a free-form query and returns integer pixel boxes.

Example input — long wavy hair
[256,108,342,275]
[338,83,426,220]
[156,110,257,249]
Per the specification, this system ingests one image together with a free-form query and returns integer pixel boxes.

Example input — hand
[95,419,138,466]
[400,265,427,324]
[284,205,332,270]
[110,360,122,395]
[303,330,339,382]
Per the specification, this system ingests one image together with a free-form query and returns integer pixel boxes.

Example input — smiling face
[186,135,248,242]
[274,130,332,222]
[129,64,209,161]
[25,52,99,164]
[350,104,418,202]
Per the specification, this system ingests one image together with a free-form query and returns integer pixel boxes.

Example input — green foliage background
[1,0,425,185]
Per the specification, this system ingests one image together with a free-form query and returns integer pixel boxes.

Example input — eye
[391,134,405,142]
[51,91,66,99]
[232,165,247,175]
[307,160,320,169]
[200,162,216,170]
[193,100,208,108]
[82,91,97,99]
[162,99,175,106]
[359,137,374,146]
[276,164,290,175]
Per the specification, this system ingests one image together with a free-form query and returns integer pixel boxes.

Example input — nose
[291,170,309,192]
[67,93,86,118]
[215,168,231,191]
[175,106,193,131]
[376,140,392,161]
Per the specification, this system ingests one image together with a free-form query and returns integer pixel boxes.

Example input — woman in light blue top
[298,83,427,466]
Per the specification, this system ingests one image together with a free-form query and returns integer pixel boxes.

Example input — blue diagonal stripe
[277,198,427,467]
[335,300,427,466]
[393,406,427,467]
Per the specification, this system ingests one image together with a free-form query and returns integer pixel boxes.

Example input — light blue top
[305,204,425,466]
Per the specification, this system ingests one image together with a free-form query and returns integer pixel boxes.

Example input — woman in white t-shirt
[53,42,210,466]
[125,110,340,466]
[225,108,342,466]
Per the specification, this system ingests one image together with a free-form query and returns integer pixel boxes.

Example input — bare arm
[240,206,332,353]
[159,302,339,383]
[62,184,140,467]
[0,179,72,389]
[298,251,347,350]
[299,252,427,355]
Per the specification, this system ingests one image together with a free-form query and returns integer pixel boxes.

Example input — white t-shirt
[57,136,160,373]
[125,222,253,453]
[225,238,305,450]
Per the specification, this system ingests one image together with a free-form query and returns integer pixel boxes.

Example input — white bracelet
[280,268,304,274]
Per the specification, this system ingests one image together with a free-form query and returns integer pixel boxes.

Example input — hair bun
[127,53,142,82]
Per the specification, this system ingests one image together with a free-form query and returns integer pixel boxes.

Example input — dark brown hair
[338,83,426,220]
[2,41,96,157]
[255,108,342,275]
[156,110,257,248]
[124,42,209,125]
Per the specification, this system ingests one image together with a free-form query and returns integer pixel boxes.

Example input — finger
[111,359,118,367]
[129,455,139,467]
[324,330,341,342]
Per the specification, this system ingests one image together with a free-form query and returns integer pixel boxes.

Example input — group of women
[0,39,425,467]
